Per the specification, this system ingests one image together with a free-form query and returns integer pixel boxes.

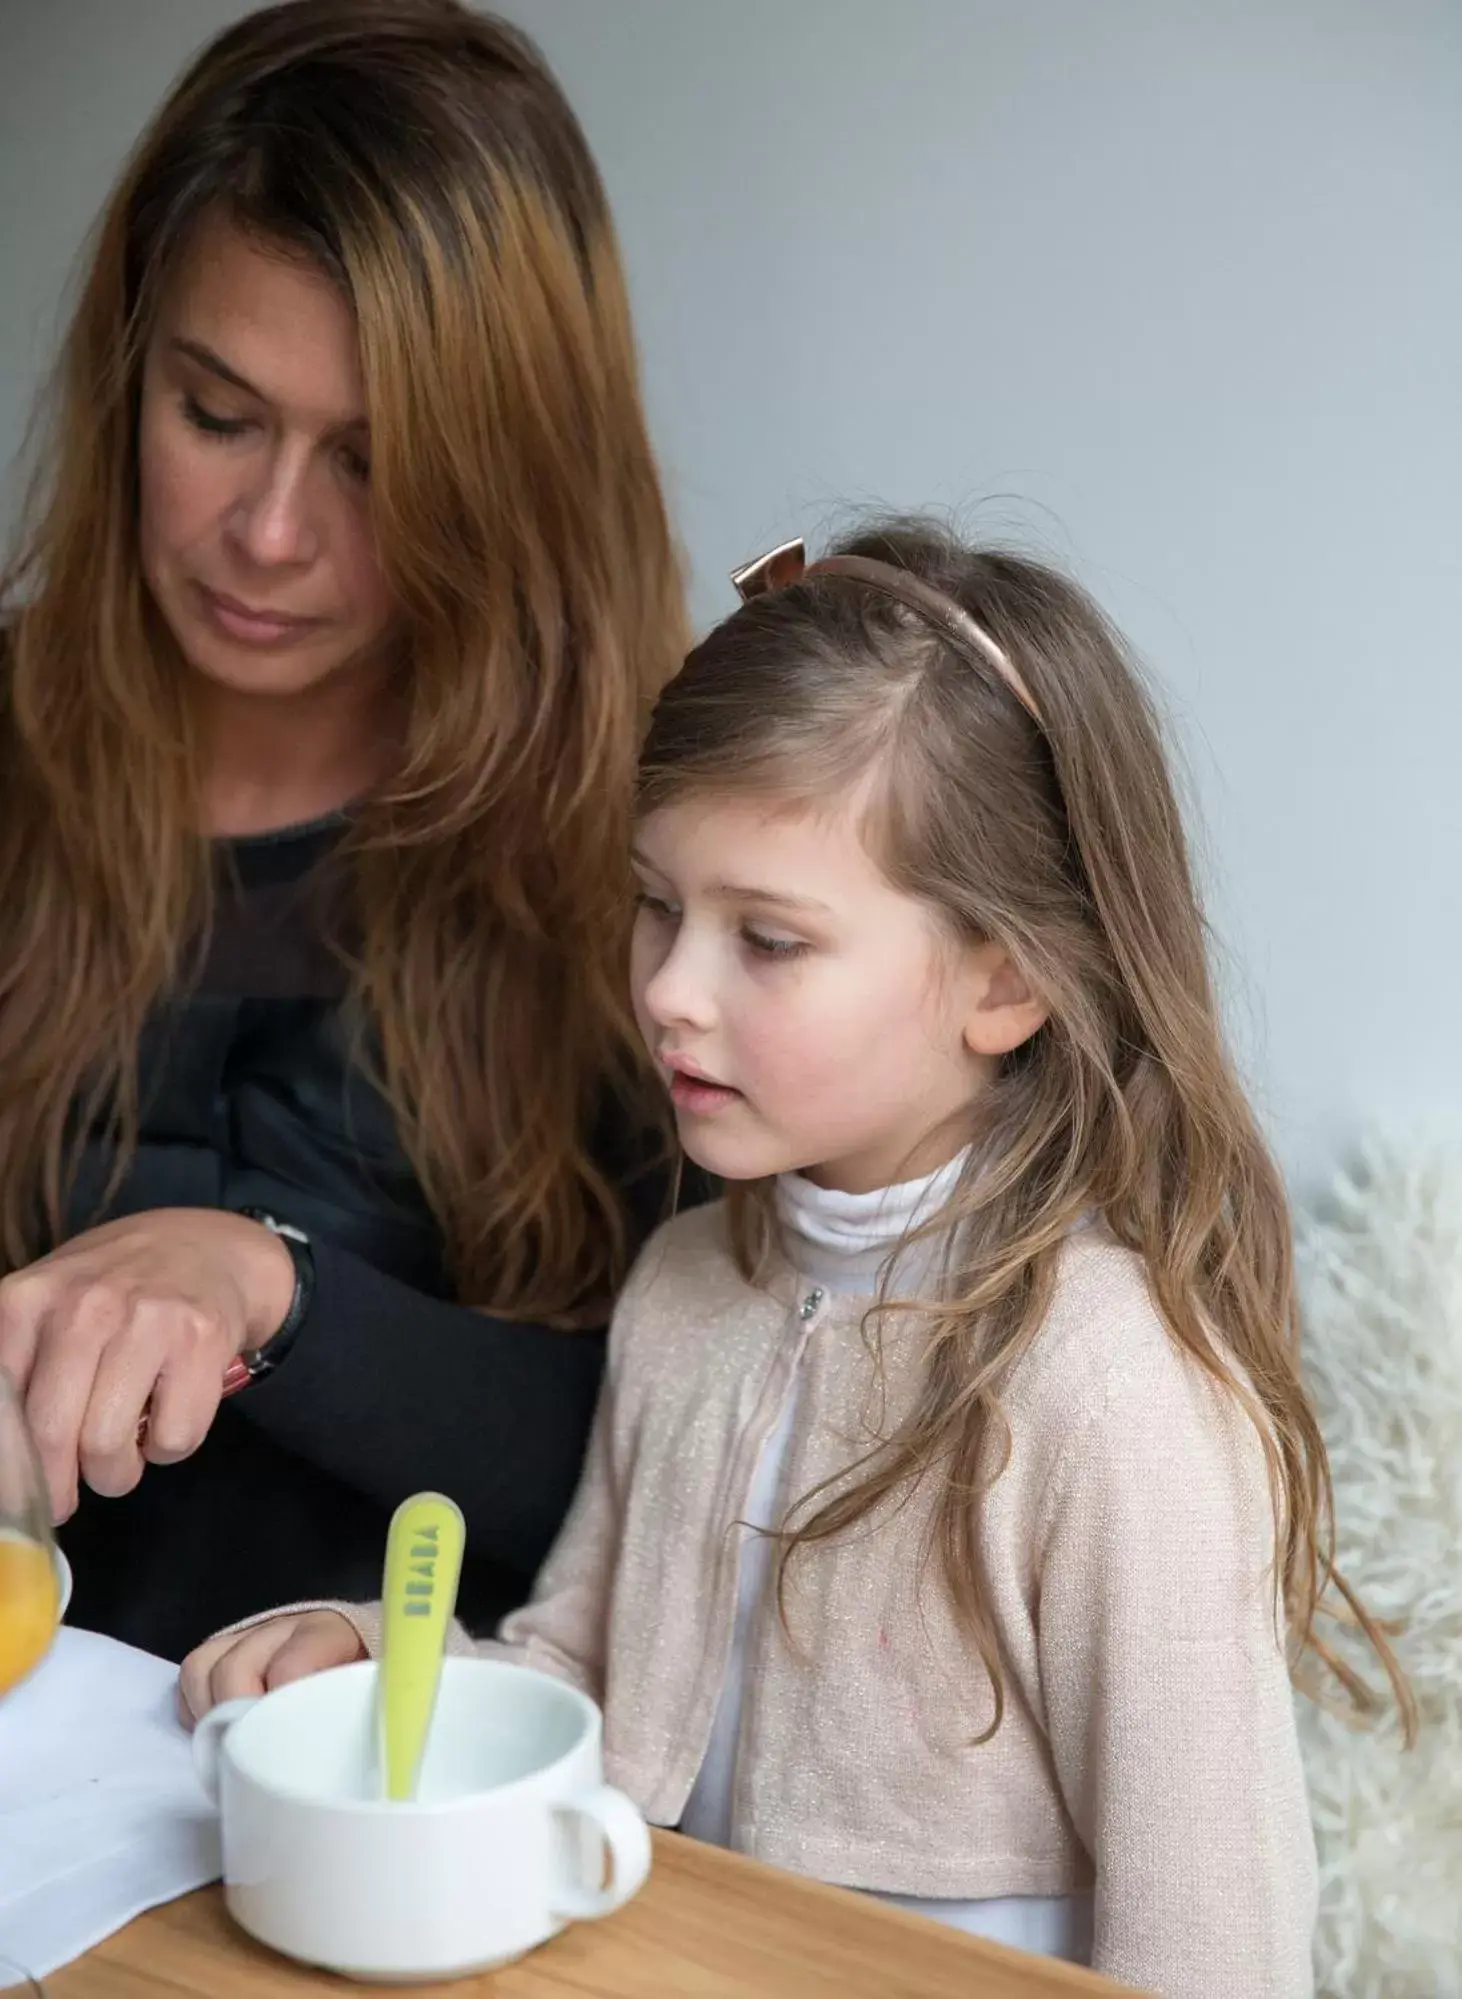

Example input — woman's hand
[0,1208,296,1521]
[179,1611,367,1725]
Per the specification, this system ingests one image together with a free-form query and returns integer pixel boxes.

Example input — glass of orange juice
[0,1368,61,1696]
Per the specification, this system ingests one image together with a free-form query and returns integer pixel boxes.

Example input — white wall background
[3,0,1459,1192]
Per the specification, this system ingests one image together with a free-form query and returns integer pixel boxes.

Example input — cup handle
[191,1697,257,1807]
[549,1783,652,1920]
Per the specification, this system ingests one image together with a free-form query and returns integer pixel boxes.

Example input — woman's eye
[182,394,249,439]
[742,927,809,961]
[634,891,677,922]
[337,444,371,485]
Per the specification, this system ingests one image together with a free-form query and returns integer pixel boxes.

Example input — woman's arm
[238,1237,606,1582]
[0,1210,602,1585]
[180,1257,647,1723]
[236,1154,713,1580]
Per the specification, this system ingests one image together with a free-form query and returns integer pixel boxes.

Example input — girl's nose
[639,931,717,1034]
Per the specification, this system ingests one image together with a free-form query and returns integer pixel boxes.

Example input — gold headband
[730,537,1042,725]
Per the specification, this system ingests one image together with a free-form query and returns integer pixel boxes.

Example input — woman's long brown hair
[638,517,1414,1741]
[0,0,685,1317]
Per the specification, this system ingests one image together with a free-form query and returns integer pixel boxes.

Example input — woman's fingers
[137,1325,226,1467]
[20,1301,114,1522]
[76,1314,180,1500]
[1,1220,251,1516]
[0,1267,47,1395]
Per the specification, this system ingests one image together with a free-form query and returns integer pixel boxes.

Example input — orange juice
[0,1527,59,1693]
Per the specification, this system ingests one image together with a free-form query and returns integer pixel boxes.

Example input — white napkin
[0,1626,220,1982]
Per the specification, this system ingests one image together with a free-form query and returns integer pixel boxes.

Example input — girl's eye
[742,927,810,961]
[337,443,371,485]
[634,891,678,923]
[182,394,249,439]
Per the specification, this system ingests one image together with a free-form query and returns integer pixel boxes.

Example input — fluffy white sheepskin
[1296,1143,1462,1996]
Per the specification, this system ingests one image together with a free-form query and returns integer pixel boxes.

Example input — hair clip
[730,539,808,602]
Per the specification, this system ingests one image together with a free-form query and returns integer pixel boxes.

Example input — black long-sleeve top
[56,815,674,1660]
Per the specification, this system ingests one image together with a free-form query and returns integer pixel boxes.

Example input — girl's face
[137,216,398,701]
[631,788,1044,1193]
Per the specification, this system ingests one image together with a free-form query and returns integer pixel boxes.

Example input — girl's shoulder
[610,1197,793,1345]
[999,1228,1277,1568]
[624,1195,735,1282]
[1008,1223,1237,1429]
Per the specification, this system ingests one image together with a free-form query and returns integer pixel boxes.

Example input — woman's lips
[197,584,322,646]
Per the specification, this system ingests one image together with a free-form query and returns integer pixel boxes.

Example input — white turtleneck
[679,1155,1094,1968]
[774,1148,969,1293]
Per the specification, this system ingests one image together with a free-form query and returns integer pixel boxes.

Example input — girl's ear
[960,944,1049,1058]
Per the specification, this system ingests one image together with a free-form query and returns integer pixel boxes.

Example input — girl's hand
[179,1611,367,1725]
[0,1208,296,1521]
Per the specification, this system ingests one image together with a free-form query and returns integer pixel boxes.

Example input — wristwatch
[220,1210,315,1396]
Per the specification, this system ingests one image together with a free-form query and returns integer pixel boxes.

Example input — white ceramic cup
[193,1658,650,1983]
[53,1547,72,1619]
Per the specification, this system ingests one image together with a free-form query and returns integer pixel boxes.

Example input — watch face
[243,1206,308,1242]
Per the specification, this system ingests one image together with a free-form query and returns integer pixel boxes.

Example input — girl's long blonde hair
[638,517,1412,1740]
[1,0,684,1315]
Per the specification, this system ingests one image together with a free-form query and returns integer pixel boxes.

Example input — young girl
[183,521,1403,1995]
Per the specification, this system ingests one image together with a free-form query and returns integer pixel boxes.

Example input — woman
[0,0,686,1660]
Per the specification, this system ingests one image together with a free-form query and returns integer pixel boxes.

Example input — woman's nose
[227,449,320,569]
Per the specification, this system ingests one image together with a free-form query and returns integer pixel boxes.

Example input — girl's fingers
[178,1613,366,1727]
[263,1614,368,1690]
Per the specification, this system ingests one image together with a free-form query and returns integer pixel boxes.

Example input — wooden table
[50,1833,1133,1997]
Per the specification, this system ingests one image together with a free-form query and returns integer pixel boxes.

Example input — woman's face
[137,216,397,700]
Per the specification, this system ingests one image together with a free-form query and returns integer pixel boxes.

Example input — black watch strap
[236,1208,315,1381]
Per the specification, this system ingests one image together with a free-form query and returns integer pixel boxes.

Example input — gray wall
[3,0,1459,1188]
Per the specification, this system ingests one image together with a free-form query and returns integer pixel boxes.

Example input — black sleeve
[234,1238,606,1581]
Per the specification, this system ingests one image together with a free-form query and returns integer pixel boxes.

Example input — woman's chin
[175,629,347,700]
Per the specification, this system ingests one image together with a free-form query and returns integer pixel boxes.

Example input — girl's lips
[668,1071,743,1116]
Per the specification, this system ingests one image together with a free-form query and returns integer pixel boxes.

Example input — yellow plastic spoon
[377,1490,466,1802]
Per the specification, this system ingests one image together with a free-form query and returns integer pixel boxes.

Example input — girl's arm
[1033,1341,1317,1998]
[235,1380,623,1692]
